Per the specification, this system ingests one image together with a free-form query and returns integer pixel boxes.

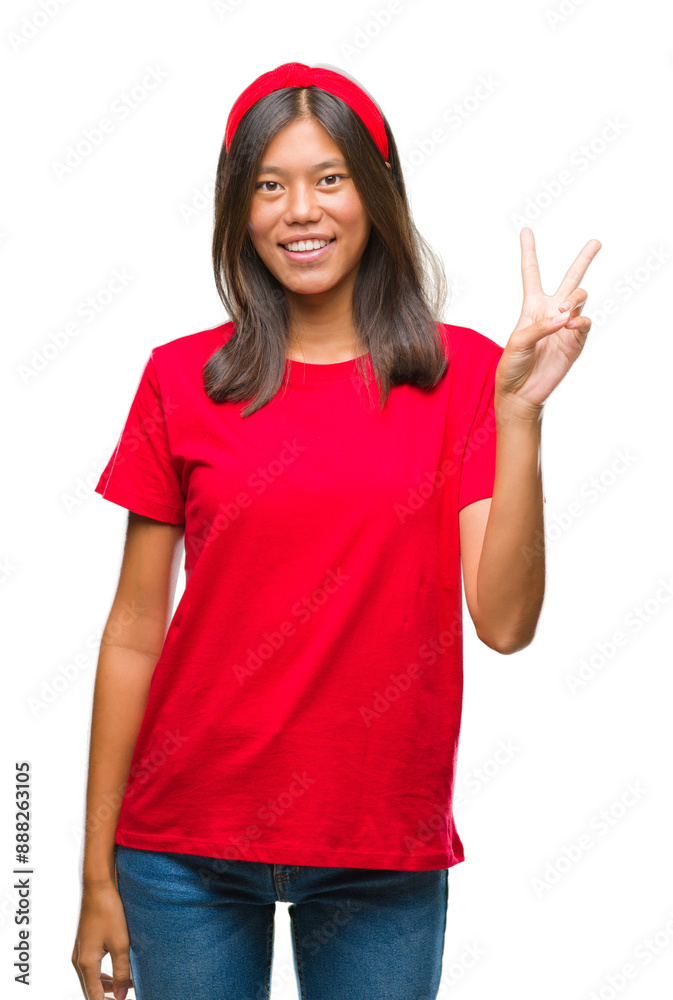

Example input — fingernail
[559,300,573,311]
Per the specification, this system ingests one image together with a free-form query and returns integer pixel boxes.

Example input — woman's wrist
[82,852,117,887]
[495,389,545,425]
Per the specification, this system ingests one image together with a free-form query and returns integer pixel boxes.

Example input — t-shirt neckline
[285,353,371,383]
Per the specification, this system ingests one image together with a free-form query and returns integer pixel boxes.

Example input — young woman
[71,61,601,1000]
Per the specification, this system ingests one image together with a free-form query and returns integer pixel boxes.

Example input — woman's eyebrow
[257,158,348,176]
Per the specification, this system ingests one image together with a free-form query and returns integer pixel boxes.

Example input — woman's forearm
[474,401,546,653]
[80,629,160,886]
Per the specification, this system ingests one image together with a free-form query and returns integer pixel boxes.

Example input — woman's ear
[385,161,391,170]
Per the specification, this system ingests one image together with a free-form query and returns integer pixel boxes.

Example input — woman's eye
[255,174,345,192]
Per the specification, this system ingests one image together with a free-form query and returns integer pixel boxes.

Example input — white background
[2,0,672,998]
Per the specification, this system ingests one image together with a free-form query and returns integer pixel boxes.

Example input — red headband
[224,61,389,161]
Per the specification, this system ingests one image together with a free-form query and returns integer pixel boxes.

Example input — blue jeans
[114,844,449,1000]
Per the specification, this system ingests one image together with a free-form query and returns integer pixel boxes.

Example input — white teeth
[282,239,332,252]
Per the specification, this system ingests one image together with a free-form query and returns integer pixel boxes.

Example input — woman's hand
[494,227,602,419]
[71,881,134,1000]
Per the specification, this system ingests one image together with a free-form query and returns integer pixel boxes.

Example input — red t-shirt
[95,320,504,871]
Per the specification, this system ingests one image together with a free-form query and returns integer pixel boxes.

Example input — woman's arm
[72,513,184,1000]
[460,228,600,654]
[80,512,185,885]
[460,403,545,655]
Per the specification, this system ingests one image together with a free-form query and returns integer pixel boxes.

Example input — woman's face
[247,117,372,299]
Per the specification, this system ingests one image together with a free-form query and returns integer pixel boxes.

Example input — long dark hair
[206,80,451,417]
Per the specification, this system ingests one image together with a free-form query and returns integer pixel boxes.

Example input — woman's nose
[283,184,321,220]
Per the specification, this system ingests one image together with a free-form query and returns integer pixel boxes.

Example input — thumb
[98,970,133,999]
[110,952,133,999]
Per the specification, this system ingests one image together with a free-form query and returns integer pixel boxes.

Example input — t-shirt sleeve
[457,346,503,512]
[94,352,186,524]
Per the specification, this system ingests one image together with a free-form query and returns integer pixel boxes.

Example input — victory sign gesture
[495,227,602,419]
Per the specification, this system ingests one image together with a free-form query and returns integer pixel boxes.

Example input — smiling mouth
[278,238,336,251]
[278,238,337,262]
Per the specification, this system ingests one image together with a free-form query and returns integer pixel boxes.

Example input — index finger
[520,227,543,298]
